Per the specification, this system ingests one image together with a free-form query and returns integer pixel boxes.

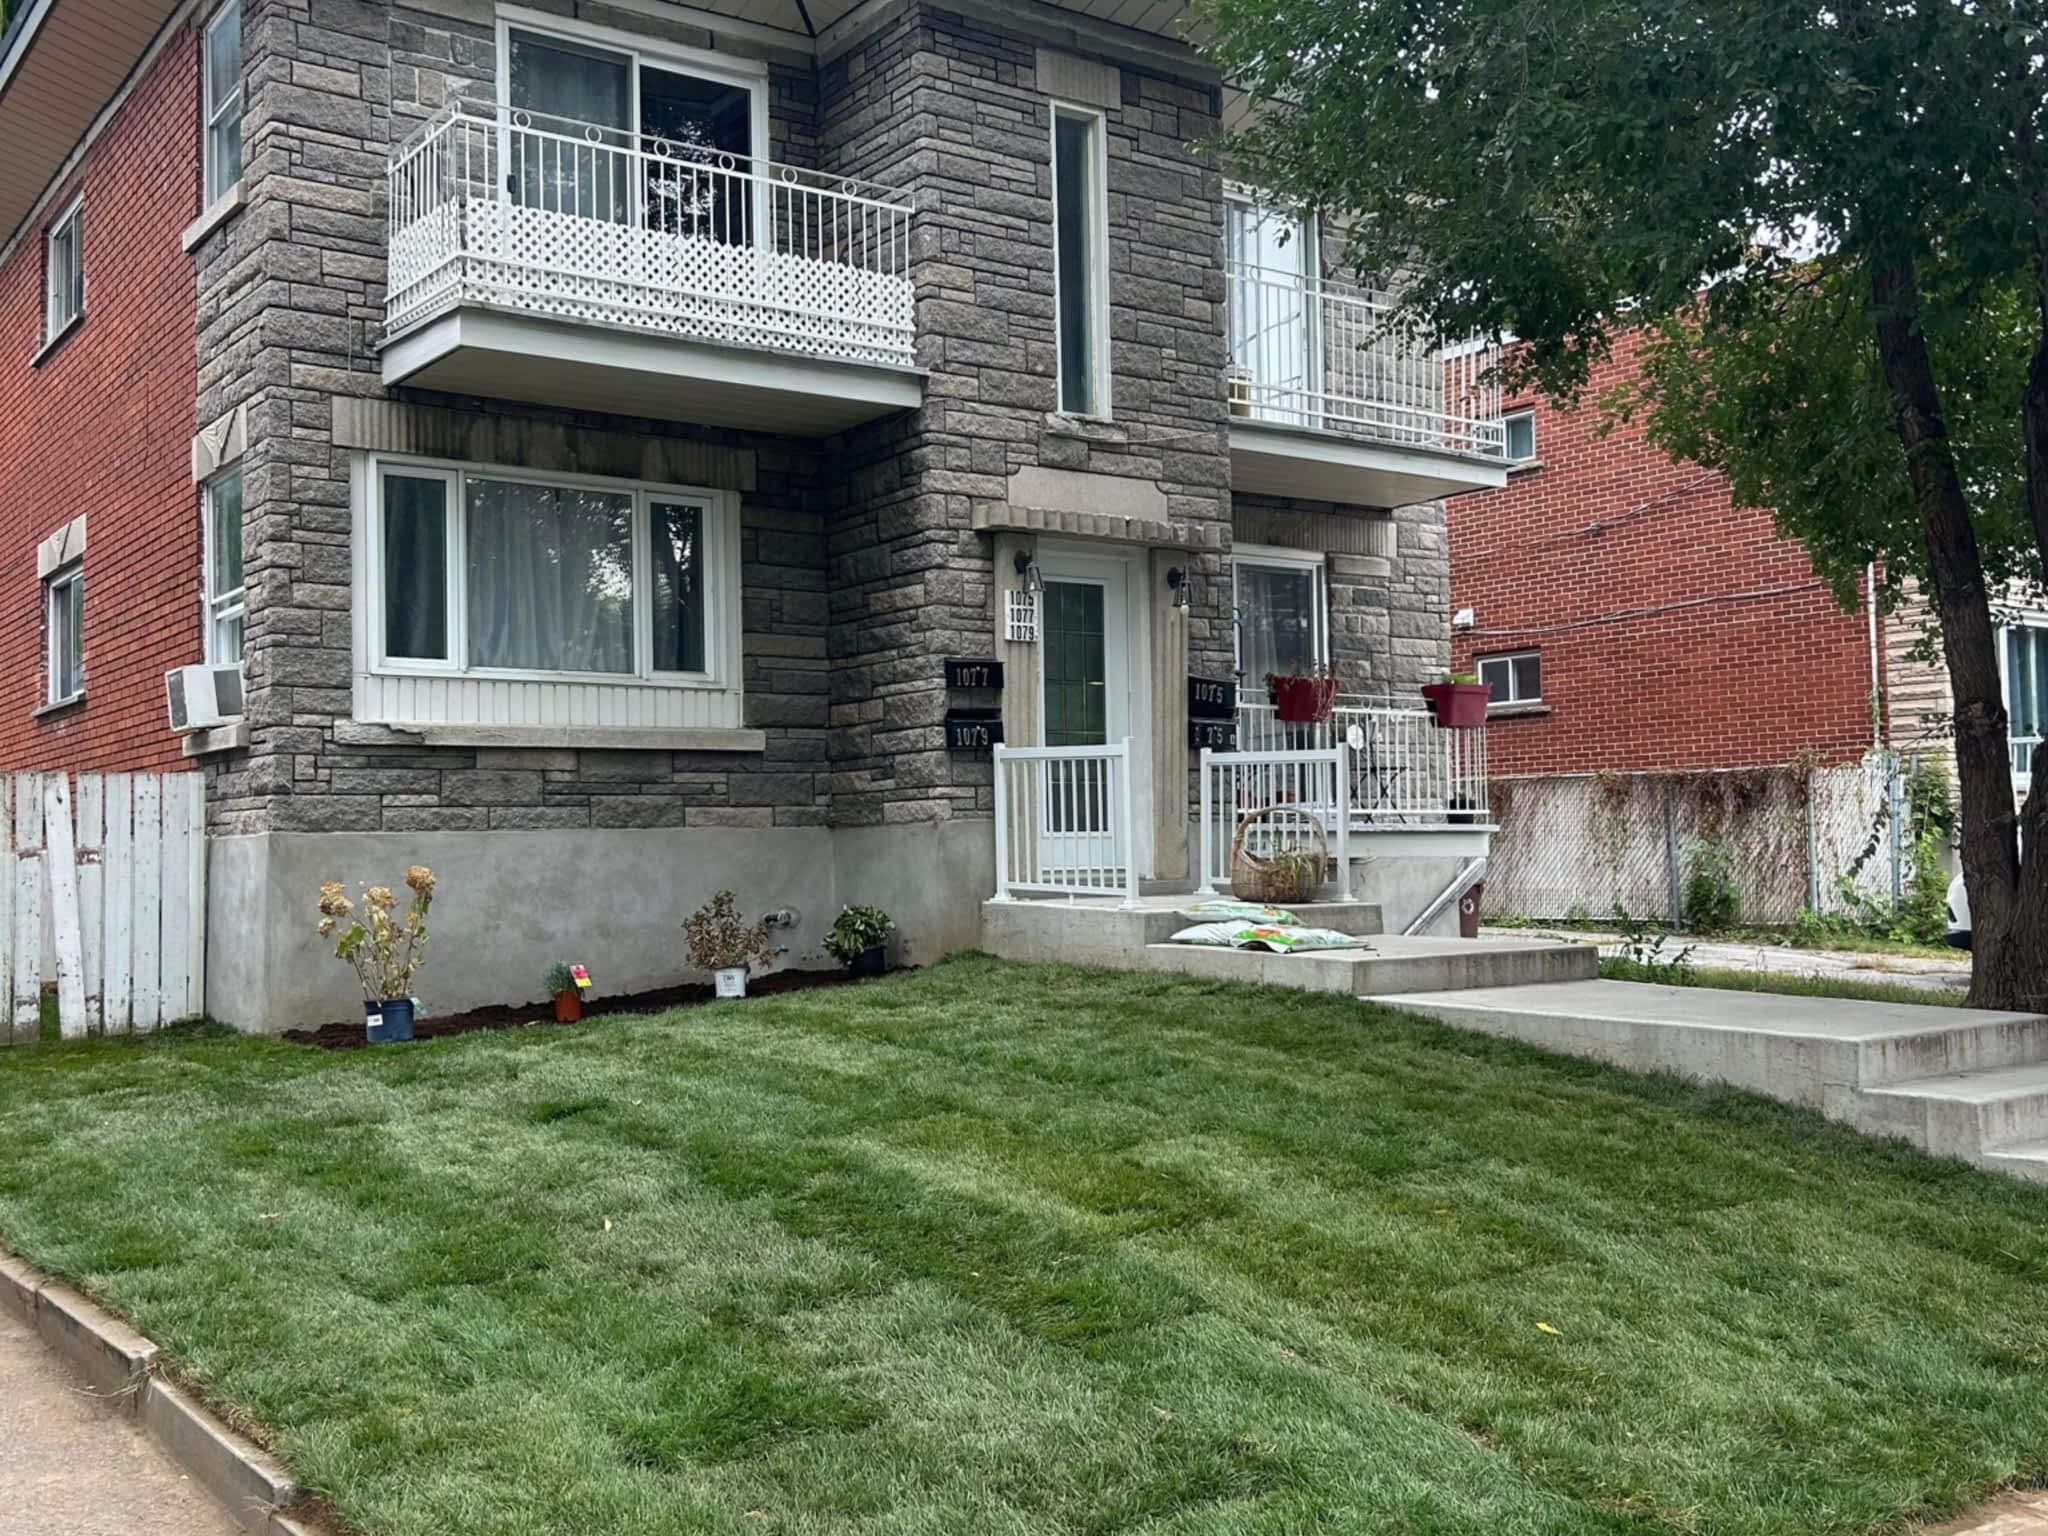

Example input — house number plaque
[1187,675,1236,719]
[1189,718,1236,751]
[945,711,1004,753]
[945,657,1004,690]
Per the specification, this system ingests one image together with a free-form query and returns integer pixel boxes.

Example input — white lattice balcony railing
[386,106,916,371]
[1226,260,1507,460]
[1235,696,1490,824]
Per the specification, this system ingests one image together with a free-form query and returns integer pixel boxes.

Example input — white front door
[1036,550,1144,880]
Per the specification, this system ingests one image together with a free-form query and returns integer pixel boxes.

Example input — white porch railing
[386,106,916,369]
[1226,260,1506,460]
[1236,699,1490,824]
[991,739,1140,906]
[1195,747,1353,900]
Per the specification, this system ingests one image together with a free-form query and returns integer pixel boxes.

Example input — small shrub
[684,891,773,974]
[1613,906,1697,982]
[824,905,895,966]
[542,961,577,996]
[1680,837,1740,932]
[318,866,437,1001]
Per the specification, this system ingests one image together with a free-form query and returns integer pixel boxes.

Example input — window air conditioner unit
[165,664,243,733]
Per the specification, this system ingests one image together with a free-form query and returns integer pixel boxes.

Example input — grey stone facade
[176,0,1463,1024]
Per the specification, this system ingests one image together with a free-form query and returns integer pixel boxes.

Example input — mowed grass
[2,957,2047,1536]
[1599,957,1971,1009]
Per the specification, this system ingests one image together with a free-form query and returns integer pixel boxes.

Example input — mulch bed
[280,968,864,1051]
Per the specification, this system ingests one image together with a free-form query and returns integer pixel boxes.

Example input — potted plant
[1264,662,1341,724]
[824,904,895,977]
[1421,670,1491,728]
[543,962,582,1022]
[684,890,773,999]
[317,865,436,1044]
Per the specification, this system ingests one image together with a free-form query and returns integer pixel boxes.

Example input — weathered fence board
[0,771,204,1044]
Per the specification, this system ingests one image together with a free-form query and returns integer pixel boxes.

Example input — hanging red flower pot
[1422,676,1492,728]
[1265,668,1341,724]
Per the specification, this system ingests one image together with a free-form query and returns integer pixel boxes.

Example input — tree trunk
[1869,260,2036,1009]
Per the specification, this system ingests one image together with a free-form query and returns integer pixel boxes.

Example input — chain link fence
[1483,753,1917,927]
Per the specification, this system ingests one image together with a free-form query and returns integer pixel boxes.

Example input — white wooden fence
[0,772,205,1044]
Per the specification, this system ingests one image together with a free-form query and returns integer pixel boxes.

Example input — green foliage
[1611,905,1696,981]
[1598,958,1967,1009]
[822,904,895,965]
[1897,760,1959,946]
[1680,837,1740,934]
[542,962,577,996]
[2,957,2047,1534]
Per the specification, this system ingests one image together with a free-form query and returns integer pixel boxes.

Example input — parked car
[1946,875,1972,951]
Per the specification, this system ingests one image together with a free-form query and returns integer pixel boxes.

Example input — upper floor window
[1225,190,1320,429]
[1052,103,1108,417]
[366,456,737,686]
[44,563,83,707]
[1233,547,1326,684]
[43,197,83,345]
[205,467,245,666]
[2006,621,2048,786]
[1478,649,1541,706]
[203,1,244,204]
[1504,408,1537,464]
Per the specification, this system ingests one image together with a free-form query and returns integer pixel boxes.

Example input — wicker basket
[1229,805,1330,905]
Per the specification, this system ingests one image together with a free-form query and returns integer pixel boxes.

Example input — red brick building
[1447,331,1884,779]
[0,20,202,774]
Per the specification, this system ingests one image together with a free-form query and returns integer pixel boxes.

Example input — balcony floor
[1230,419,1508,507]
[382,307,923,437]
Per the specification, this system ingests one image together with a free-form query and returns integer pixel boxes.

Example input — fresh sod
[0,955,2044,1535]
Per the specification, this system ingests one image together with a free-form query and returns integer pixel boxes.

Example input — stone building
[0,0,1507,1027]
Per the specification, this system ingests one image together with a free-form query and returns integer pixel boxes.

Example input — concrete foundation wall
[207,818,994,1031]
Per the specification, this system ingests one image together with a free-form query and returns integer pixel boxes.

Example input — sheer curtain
[466,478,635,674]
[1236,564,1318,683]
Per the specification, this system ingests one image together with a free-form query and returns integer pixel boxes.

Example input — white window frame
[203,467,246,668]
[492,5,772,246]
[1477,648,1542,705]
[44,563,84,707]
[1503,408,1537,464]
[202,0,244,207]
[1050,101,1111,420]
[43,195,83,346]
[2002,615,2048,792]
[1230,544,1328,680]
[361,453,742,692]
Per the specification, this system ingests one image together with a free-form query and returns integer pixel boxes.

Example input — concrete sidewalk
[0,1307,238,1536]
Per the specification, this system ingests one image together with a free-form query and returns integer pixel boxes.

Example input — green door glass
[1042,581,1107,747]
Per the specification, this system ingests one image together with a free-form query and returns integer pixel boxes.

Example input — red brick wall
[0,30,200,774]
[1448,331,1879,777]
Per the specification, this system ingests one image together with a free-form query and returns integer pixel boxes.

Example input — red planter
[1266,673,1340,724]
[1422,682,1491,728]
[553,989,582,1023]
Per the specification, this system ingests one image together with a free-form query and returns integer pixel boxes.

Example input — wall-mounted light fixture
[1012,547,1044,593]
[1165,565,1193,611]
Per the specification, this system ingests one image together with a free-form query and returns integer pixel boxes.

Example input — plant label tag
[570,964,592,990]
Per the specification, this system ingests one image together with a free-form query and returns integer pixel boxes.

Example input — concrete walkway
[0,1307,239,1536]
[1486,925,1973,993]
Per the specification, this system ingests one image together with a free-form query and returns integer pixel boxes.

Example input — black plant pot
[852,944,888,978]
[366,996,415,1044]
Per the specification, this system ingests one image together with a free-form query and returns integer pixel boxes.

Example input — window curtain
[466,478,635,674]
[1237,564,1318,683]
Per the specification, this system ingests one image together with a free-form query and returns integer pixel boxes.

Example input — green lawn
[1,957,2046,1535]
[1598,957,1971,1008]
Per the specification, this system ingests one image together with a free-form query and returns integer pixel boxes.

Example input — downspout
[1866,561,1883,749]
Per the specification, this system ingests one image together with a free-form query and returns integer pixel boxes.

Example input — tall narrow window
[203,1,244,204]
[205,468,246,665]
[2006,624,2048,784]
[45,565,83,706]
[383,471,452,662]
[650,500,706,673]
[44,198,82,345]
[1052,105,1107,416]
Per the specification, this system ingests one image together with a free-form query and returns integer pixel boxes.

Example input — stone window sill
[1487,701,1551,720]
[181,183,245,253]
[1506,457,1545,475]
[33,693,84,721]
[362,722,768,753]
[182,719,249,758]
[30,313,83,369]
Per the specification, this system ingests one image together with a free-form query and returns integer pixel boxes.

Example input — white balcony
[1233,698,1489,825]
[382,107,921,436]
[1226,261,1509,505]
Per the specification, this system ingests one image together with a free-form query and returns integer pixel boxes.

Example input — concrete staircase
[1387,979,2048,1183]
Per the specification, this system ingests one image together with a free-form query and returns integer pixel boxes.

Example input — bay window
[1233,547,1326,683]
[364,458,735,688]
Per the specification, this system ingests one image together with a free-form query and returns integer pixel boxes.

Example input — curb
[0,1250,317,1536]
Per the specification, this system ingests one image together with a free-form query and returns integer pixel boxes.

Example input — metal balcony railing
[386,106,915,370]
[1226,260,1507,459]
[1235,697,1490,824]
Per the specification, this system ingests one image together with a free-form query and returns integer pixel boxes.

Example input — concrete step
[1980,1138,2048,1186]
[982,894,1382,970]
[1384,980,2048,1118]
[1139,934,1598,997]
[1856,1062,2048,1163]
